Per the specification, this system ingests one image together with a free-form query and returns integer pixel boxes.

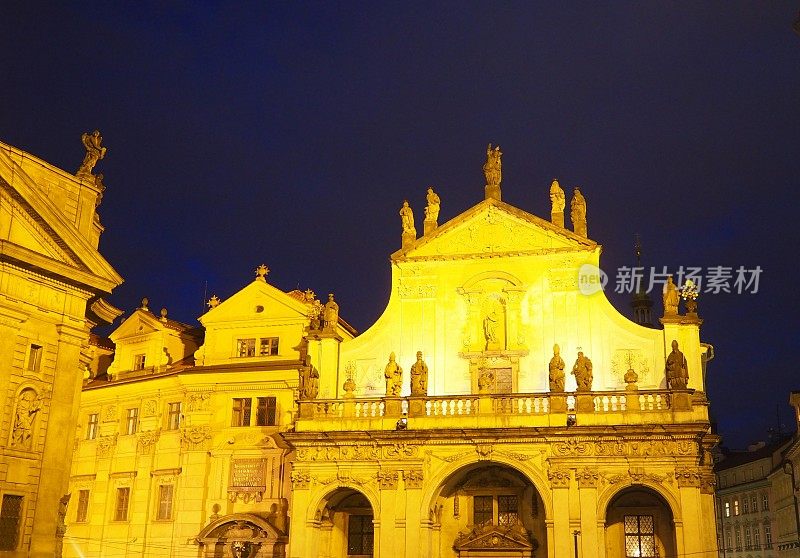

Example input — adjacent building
[0,138,122,557]
[64,149,719,557]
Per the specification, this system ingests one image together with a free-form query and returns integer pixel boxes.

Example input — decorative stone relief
[377,471,400,490]
[317,471,369,486]
[186,392,210,411]
[548,468,571,488]
[10,388,42,450]
[142,399,158,417]
[576,468,600,488]
[605,468,670,485]
[476,444,494,460]
[398,284,437,299]
[103,404,118,422]
[404,470,424,489]
[552,439,695,458]
[228,459,266,503]
[612,349,651,387]
[96,434,118,457]
[291,471,312,489]
[675,468,702,488]
[137,429,161,453]
[181,425,212,450]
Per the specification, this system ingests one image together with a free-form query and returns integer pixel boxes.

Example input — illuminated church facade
[63,148,719,558]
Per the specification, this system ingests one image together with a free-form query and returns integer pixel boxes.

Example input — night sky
[2,3,798,449]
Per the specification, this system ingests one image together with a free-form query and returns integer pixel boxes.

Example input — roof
[715,436,791,472]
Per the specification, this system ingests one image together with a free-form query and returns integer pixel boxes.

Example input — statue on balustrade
[665,340,689,389]
[410,351,429,396]
[662,276,679,316]
[299,366,319,400]
[384,352,403,397]
[424,187,440,223]
[548,344,565,392]
[323,293,339,331]
[571,351,593,391]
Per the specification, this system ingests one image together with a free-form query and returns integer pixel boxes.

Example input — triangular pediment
[395,198,595,260]
[0,142,122,293]
[109,310,166,342]
[454,524,534,551]
[200,280,310,326]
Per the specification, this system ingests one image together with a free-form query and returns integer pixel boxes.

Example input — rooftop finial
[140,297,149,311]
[207,295,220,309]
[160,307,168,322]
[483,143,502,201]
[255,264,269,282]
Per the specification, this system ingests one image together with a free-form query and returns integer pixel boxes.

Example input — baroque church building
[64,147,718,558]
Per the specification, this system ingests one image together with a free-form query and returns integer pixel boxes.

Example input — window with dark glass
[125,408,138,435]
[114,487,130,521]
[76,490,89,522]
[624,515,656,558]
[86,413,99,440]
[133,353,146,370]
[497,495,519,526]
[156,485,173,520]
[27,345,42,372]
[0,495,23,551]
[167,402,182,430]
[256,397,277,426]
[347,514,374,555]
[231,398,252,427]
[473,495,493,526]
[236,339,256,357]
[259,337,279,356]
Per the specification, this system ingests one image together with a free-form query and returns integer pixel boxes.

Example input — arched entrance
[316,487,375,558]
[195,513,286,557]
[430,463,545,557]
[604,487,676,558]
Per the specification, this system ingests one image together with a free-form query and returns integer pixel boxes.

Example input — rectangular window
[751,495,757,513]
[745,526,751,549]
[624,515,656,558]
[743,497,749,514]
[753,526,760,549]
[86,413,99,440]
[231,398,252,427]
[473,495,493,526]
[725,530,732,551]
[734,499,740,515]
[0,495,23,551]
[497,495,519,526]
[259,337,279,356]
[762,493,769,511]
[724,501,730,517]
[76,490,89,523]
[125,408,139,435]
[156,485,173,520]
[133,353,146,370]
[114,487,130,521]
[735,527,741,550]
[27,344,42,372]
[236,339,256,357]
[167,402,182,430]
[347,514,373,555]
[256,397,277,426]
[765,524,772,547]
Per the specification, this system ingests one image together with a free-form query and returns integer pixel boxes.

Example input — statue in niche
[665,340,689,389]
[77,130,107,177]
[571,352,593,392]
[424,187,440,222]
[11,389,41,449]
[550,179,566,227]
[323,293,339,331]
[483,144,502,187]
[477,368,495,394]
[483,311,500,349]
[570,187,587,236]
[299,366,319,400]
[662,276,679,316]
[410,351,429,396]
[548,344,566,392]
[399,200,416,235]
[384,352,403,397]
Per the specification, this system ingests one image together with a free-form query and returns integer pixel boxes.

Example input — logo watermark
[576,265,763,295]
[577,264,608,295]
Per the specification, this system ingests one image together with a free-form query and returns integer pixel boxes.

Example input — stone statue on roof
[77,130,107,177]
[483,143,502,187]
[570,187,587,237]
[550,180,565,228]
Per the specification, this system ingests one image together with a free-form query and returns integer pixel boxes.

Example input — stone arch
[8,384,41,450]
[596,481,681,523]
[195,513,286,558]
[462,270,523,290]
[422,455,553,521]
[306,482,380,523]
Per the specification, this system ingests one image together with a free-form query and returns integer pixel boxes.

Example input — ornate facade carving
[180,425,212,450]
[403,469,424,489]
[552,438,696,458]
[577,467,600,488]
[137,429,161,453]
[377,470,400,490]
[290,471,312,489]
[96,433,118,457]
[548,467,571,488]
[142,399,158,416]
[102,404,118,422]
[675,467,702,488]
[228,459,266,503]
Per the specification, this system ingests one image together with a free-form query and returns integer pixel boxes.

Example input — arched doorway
[430,463,545,557]
[604,487,676,558]
[195,513,286,557]
[316,488,375,558]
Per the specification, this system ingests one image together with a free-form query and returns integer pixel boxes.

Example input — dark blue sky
[2,2,798,448]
